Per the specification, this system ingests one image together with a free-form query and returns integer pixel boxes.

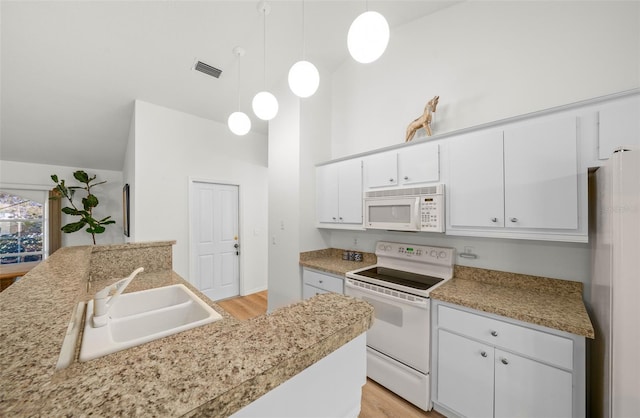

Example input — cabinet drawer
[303,284,330,300]
[438,305,573,369]
[303,269,344,293]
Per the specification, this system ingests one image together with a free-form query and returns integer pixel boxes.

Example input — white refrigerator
[588,149,640,418]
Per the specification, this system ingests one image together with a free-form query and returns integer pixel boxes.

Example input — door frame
[188,177,243,297]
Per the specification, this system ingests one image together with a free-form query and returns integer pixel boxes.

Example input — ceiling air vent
[194,60,222,78]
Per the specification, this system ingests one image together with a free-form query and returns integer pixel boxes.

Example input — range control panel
[375,241,455,266]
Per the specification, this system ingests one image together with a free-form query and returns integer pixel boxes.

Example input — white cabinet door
[365,151,398,188]
[494,349,573,418]
[598,96,640,159]
[437,330,494,418]
[302,284,329,299]
[316,159,362,226]
[503,116,578,230]
[449,130,505,228]
[398,142,440,185]
[316,163,340,223]
[338,159,363,224]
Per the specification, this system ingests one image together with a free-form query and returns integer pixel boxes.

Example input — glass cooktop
[353,266,443,291]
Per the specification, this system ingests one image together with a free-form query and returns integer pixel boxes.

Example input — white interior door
[191,181,239,301]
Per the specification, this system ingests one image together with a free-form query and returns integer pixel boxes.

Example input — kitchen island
[0,242,373,417]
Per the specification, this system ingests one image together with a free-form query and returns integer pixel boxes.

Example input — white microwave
[364,185,445,232]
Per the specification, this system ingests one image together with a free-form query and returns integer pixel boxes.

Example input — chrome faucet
[92,267,144,328]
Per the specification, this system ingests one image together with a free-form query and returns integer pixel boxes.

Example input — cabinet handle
[510,217,518,223]
[480,351,487,358]
[490,217,497,223]
[404,176,409,180]
[501,358,509,365]
[491,330,498,337]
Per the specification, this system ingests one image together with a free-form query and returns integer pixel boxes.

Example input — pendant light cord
[237,56,241,111]
[262,7,266,88]
[302,0,306,59]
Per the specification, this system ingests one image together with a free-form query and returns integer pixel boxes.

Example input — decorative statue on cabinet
[405,95,439,142]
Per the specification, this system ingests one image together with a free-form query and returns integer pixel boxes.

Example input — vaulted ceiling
[1,1,459,171]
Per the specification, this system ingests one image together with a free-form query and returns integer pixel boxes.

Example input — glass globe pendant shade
[252,91,279,121]
[288,60,320,98]
[347,10,390,64]
[228,111,251,136]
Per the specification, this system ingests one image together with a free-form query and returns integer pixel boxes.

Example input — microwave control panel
[420,195,444,232]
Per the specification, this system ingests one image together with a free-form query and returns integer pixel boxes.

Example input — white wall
[322,1,640,284]
[268,81,302,311]
[130,100,268,295]
[0,160,124,248]
[331,1,640,157]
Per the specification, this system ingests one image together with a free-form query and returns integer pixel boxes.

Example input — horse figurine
[405,95,439,142]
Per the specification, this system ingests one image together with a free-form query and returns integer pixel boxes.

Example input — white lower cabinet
[432,301,585,418]
[302,268,344,299]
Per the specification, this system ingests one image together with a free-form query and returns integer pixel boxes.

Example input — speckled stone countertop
[0,243,373,417]
[299,248,377,275]
[431,266,594,338]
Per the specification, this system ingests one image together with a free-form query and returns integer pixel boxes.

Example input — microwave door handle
[414,197,421,229]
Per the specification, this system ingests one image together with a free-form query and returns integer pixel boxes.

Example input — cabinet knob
[339,217,343,221]
[501,358,509,365]
[332,217,337,221]
[510,217,518,223]
[480,351,488,358]
[490,217,498,223]
[404,176,409,180]
[319,280,323,284]
[389,178,394,182]
[491,330,498,337]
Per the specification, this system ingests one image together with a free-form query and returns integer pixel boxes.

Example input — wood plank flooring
[219,291,445,418]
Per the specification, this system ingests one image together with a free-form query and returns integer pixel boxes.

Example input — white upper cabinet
[316,158,363,228]
[449,130,505,228]
[447,115,583,241]
[503,116,578,230]
[398,142,440,186]
[598,95,640,159]
[365,142,440,189]
[364,151,398,189]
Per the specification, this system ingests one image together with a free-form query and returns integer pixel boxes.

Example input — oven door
[345,278,430,373]
[364,196,420,231]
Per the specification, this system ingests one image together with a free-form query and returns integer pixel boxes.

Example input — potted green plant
[51,170,116,245]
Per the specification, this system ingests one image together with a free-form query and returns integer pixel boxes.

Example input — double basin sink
[79,283,223,362]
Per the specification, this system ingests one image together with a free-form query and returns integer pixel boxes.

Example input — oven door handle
[345,280,429,309]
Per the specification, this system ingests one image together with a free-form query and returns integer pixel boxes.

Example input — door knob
[234,243,239,255]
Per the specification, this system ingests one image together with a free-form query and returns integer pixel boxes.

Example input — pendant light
[252,1,279,121]
[347,1,390,64]
[288,0,319,98]
[228,47,251,136]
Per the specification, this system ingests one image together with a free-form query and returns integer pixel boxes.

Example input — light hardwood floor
[218,291,444,418]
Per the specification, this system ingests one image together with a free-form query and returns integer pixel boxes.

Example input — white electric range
[345,241,455,411]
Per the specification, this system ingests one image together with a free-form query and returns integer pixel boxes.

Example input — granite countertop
[0,244,373,417]
[299,248,377,276]
[431,265,594,338]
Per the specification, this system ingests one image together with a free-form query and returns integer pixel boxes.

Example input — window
[0,192,44,264]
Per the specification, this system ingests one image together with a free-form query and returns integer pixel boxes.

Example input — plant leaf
[62,220,87,233]
[73,171,89,183]
[51,174,59,183]
[61,207,81,215]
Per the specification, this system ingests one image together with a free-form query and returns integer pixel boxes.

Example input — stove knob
[439,251,447,259]
[377,244,385,251]
[430,250,437,257]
